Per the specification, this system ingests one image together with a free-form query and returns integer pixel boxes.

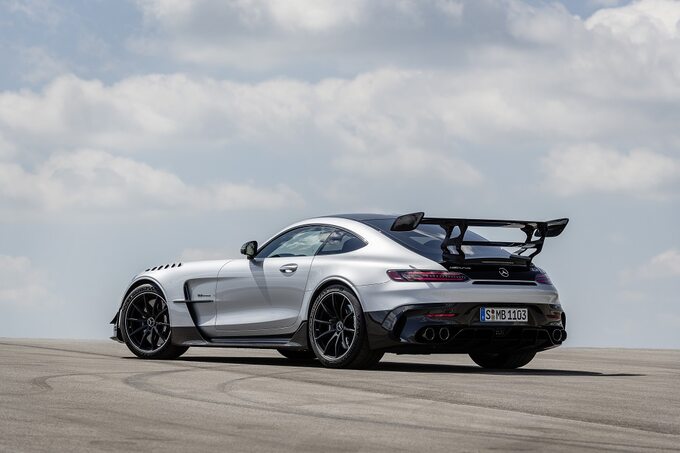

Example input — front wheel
[308,285,383,369]
[469,351,536,369]
[121,284,188,360]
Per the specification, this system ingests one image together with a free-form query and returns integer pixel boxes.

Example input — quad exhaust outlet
[423,328,436,342]
[552,329,564,342]
[420,327,452,343]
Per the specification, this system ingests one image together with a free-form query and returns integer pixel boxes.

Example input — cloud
[0,149,303,216]
[0,73,325,156]
[586,0,680,42]
[133,0,466,35]
[123,0,680,148]
[588,0,625,8]
[0,133,15,158]
[257,0,367,31]
[640,249,680,278]
[0,62,674,191]
[4,0,680,203]
[126,0,680,133]
[0,0,678,213]
[0,72,486,185]
[333,147,483,185]
[18,46,69,84]
[0,254,49,307]
[541,144,680,197]
[620,248,680,285]
[130,0,469,69]
[129,0,680,86]
[2,0,61,26]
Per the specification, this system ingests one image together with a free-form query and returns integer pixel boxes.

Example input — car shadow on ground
[174,355,642,377]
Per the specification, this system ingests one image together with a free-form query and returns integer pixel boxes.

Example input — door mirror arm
[240,241,258,260]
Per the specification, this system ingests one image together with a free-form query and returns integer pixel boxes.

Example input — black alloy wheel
[308,285,383,369]
[312,290,357,360]
[121,284,188,359]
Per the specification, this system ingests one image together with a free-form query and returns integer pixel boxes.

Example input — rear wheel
[277,349,316,361]
[121,284,188,360]
[308,285,383,369]
[469,351,536,369]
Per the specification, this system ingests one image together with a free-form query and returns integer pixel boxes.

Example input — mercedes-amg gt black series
[112,212,569,369]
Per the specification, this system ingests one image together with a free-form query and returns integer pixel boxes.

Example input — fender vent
[146,262,182,272]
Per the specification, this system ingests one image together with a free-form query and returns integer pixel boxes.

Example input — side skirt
[172,321,310,351]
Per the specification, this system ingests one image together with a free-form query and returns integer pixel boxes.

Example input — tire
[277,349,316,361]
[468,351,536,369]
[120,283,188,360]
[308,284,383,369]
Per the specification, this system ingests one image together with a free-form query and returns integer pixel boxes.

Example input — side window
[318,229,366,255]
[257,226,332,259]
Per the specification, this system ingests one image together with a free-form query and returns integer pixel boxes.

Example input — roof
[324,213,397,221]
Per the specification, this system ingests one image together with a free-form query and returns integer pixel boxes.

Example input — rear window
[363,218,511,263]
[318,229,366,255]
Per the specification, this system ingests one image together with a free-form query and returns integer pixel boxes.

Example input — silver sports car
[111,213,569,369]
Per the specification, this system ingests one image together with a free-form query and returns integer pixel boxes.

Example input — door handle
[279,263,298,274]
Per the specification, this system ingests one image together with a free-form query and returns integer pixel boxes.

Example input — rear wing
[391,212,568,265]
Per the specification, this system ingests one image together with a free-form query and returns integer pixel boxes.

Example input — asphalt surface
[0,340,678,452]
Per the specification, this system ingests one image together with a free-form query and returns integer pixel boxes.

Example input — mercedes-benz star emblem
[499,268,510,278]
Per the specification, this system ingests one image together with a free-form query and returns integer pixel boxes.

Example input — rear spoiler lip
[390,212,569,265]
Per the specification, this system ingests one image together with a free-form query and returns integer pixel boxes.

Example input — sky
[0,0,679,348]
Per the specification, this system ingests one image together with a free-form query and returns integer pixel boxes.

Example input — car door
[214,225,332,334]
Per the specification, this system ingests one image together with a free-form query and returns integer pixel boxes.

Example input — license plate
[480,307,528,322]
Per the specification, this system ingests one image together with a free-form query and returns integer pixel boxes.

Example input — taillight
[535,272,553,285]
[425,312,458,319]
[387,270,469,282]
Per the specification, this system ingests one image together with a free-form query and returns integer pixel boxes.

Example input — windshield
[363,218,511,263]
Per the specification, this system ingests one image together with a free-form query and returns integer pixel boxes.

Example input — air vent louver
[147,262,182,272]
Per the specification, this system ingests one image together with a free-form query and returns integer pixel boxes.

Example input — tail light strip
[387,270,469,282]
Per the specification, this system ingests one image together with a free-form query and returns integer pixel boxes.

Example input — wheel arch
[123,277,165,301]
[112,277,167,336]
[306,277,363,320]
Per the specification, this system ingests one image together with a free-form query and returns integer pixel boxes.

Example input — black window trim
[254,223,368,259]
[316,227,368,256]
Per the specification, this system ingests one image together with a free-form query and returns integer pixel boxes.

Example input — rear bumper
[366,303,566,354]
[356,280,560,313]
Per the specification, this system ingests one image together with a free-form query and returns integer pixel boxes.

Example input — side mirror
[240,240,258,259]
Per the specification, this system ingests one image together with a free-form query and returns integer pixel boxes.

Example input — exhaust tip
[439,327,450,341]
[552,329,563,342]
[423,327,436,342]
